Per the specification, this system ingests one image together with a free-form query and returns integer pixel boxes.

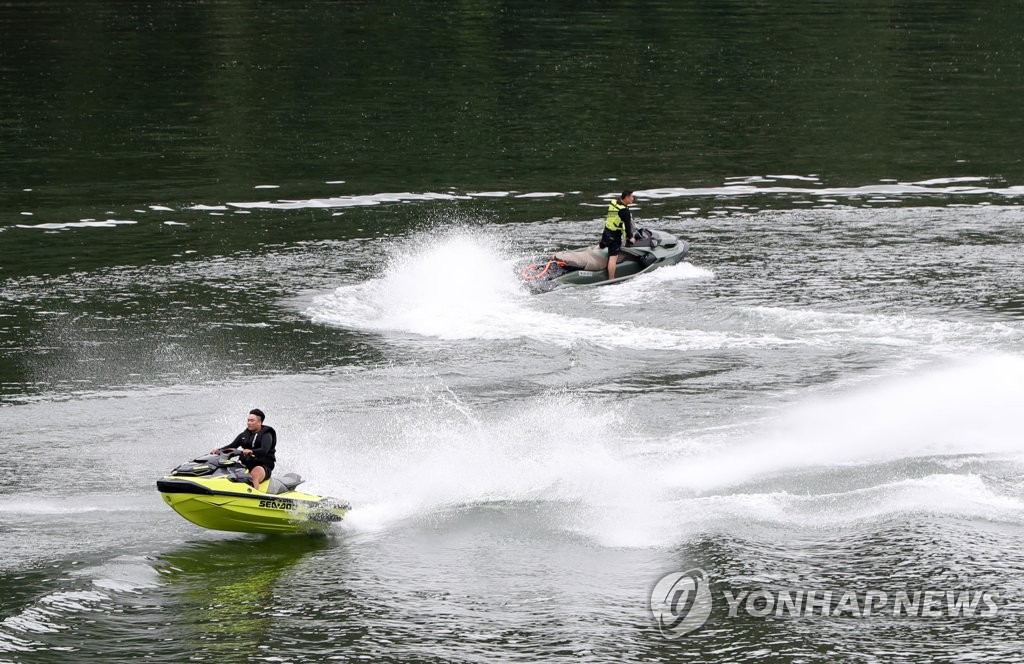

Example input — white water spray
[299,354,1024,547]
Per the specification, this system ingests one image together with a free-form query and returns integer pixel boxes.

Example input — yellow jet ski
[157,452,350,535]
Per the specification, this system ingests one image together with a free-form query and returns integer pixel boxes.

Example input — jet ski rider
[598,190,636,280]
[211,408,277,490]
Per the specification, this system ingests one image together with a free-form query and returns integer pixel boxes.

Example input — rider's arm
[217,432,247,454]
[620,207,635,242]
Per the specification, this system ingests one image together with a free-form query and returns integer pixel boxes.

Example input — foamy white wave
[222,191,465,210]
[636,182,1024,200]
[14,219,137,231]
[0,558,161,651]
[766,174,821,181]
[578,473,1024,548]
[661,354,1024,493]
[533,315,767,351]
[910,176,990,186]
[0,590,109,634]
[595,262,714,306]
[571,354,1024,545]
[746,306,1024,350]
[25,178,1014,234]
[674,473,1023,532]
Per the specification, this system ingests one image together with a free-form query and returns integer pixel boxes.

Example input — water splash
[307,228,532,340]
[310,354,1024,547]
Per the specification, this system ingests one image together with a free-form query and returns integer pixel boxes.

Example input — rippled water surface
[3,2,1024,662]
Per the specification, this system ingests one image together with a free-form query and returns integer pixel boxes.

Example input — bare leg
[607,254,618,280]
[250,465,266,490]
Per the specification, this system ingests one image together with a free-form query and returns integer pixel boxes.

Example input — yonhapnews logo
[649,569,714,639]
[649,569,1000,639]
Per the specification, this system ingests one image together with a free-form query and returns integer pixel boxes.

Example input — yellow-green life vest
[605,199,627,238]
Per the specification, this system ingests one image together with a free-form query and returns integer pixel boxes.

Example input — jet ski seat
[552,249,608,271]
[631,228,676,249]
[266,473,304,495]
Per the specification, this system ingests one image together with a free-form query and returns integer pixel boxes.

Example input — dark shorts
[242,456,272,479]
[599,228,623,256]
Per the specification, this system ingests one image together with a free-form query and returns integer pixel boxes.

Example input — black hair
[621,190,634,199]
[249,408,266,422]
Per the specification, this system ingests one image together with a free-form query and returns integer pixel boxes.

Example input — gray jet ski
[518,228,690,292]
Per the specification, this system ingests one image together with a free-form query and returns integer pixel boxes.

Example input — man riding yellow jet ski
[157,410,349,535]
[157,450,350,535]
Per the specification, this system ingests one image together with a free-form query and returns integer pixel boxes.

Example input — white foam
[766,174,821,181]
[661,354,1024,493]
[910,176,989,186]
[157,179,1024,217]
[14,220,137,231]
[575,473,1024,547]
[223,191,465,210]
[745,306,1023,350]
[308,357,1024,549]
[1,591,109,634]
[595,262,714,306]
[663,473,1024,535]
[634,182,1024,200]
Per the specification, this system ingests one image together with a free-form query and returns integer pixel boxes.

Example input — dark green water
[3,2,1024,662]
[4,1,1024,242]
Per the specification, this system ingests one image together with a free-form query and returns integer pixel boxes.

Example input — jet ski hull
[519,229,689,292]
[157,455,350,535]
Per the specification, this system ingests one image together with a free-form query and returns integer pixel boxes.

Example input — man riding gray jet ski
[519,191,690,292]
